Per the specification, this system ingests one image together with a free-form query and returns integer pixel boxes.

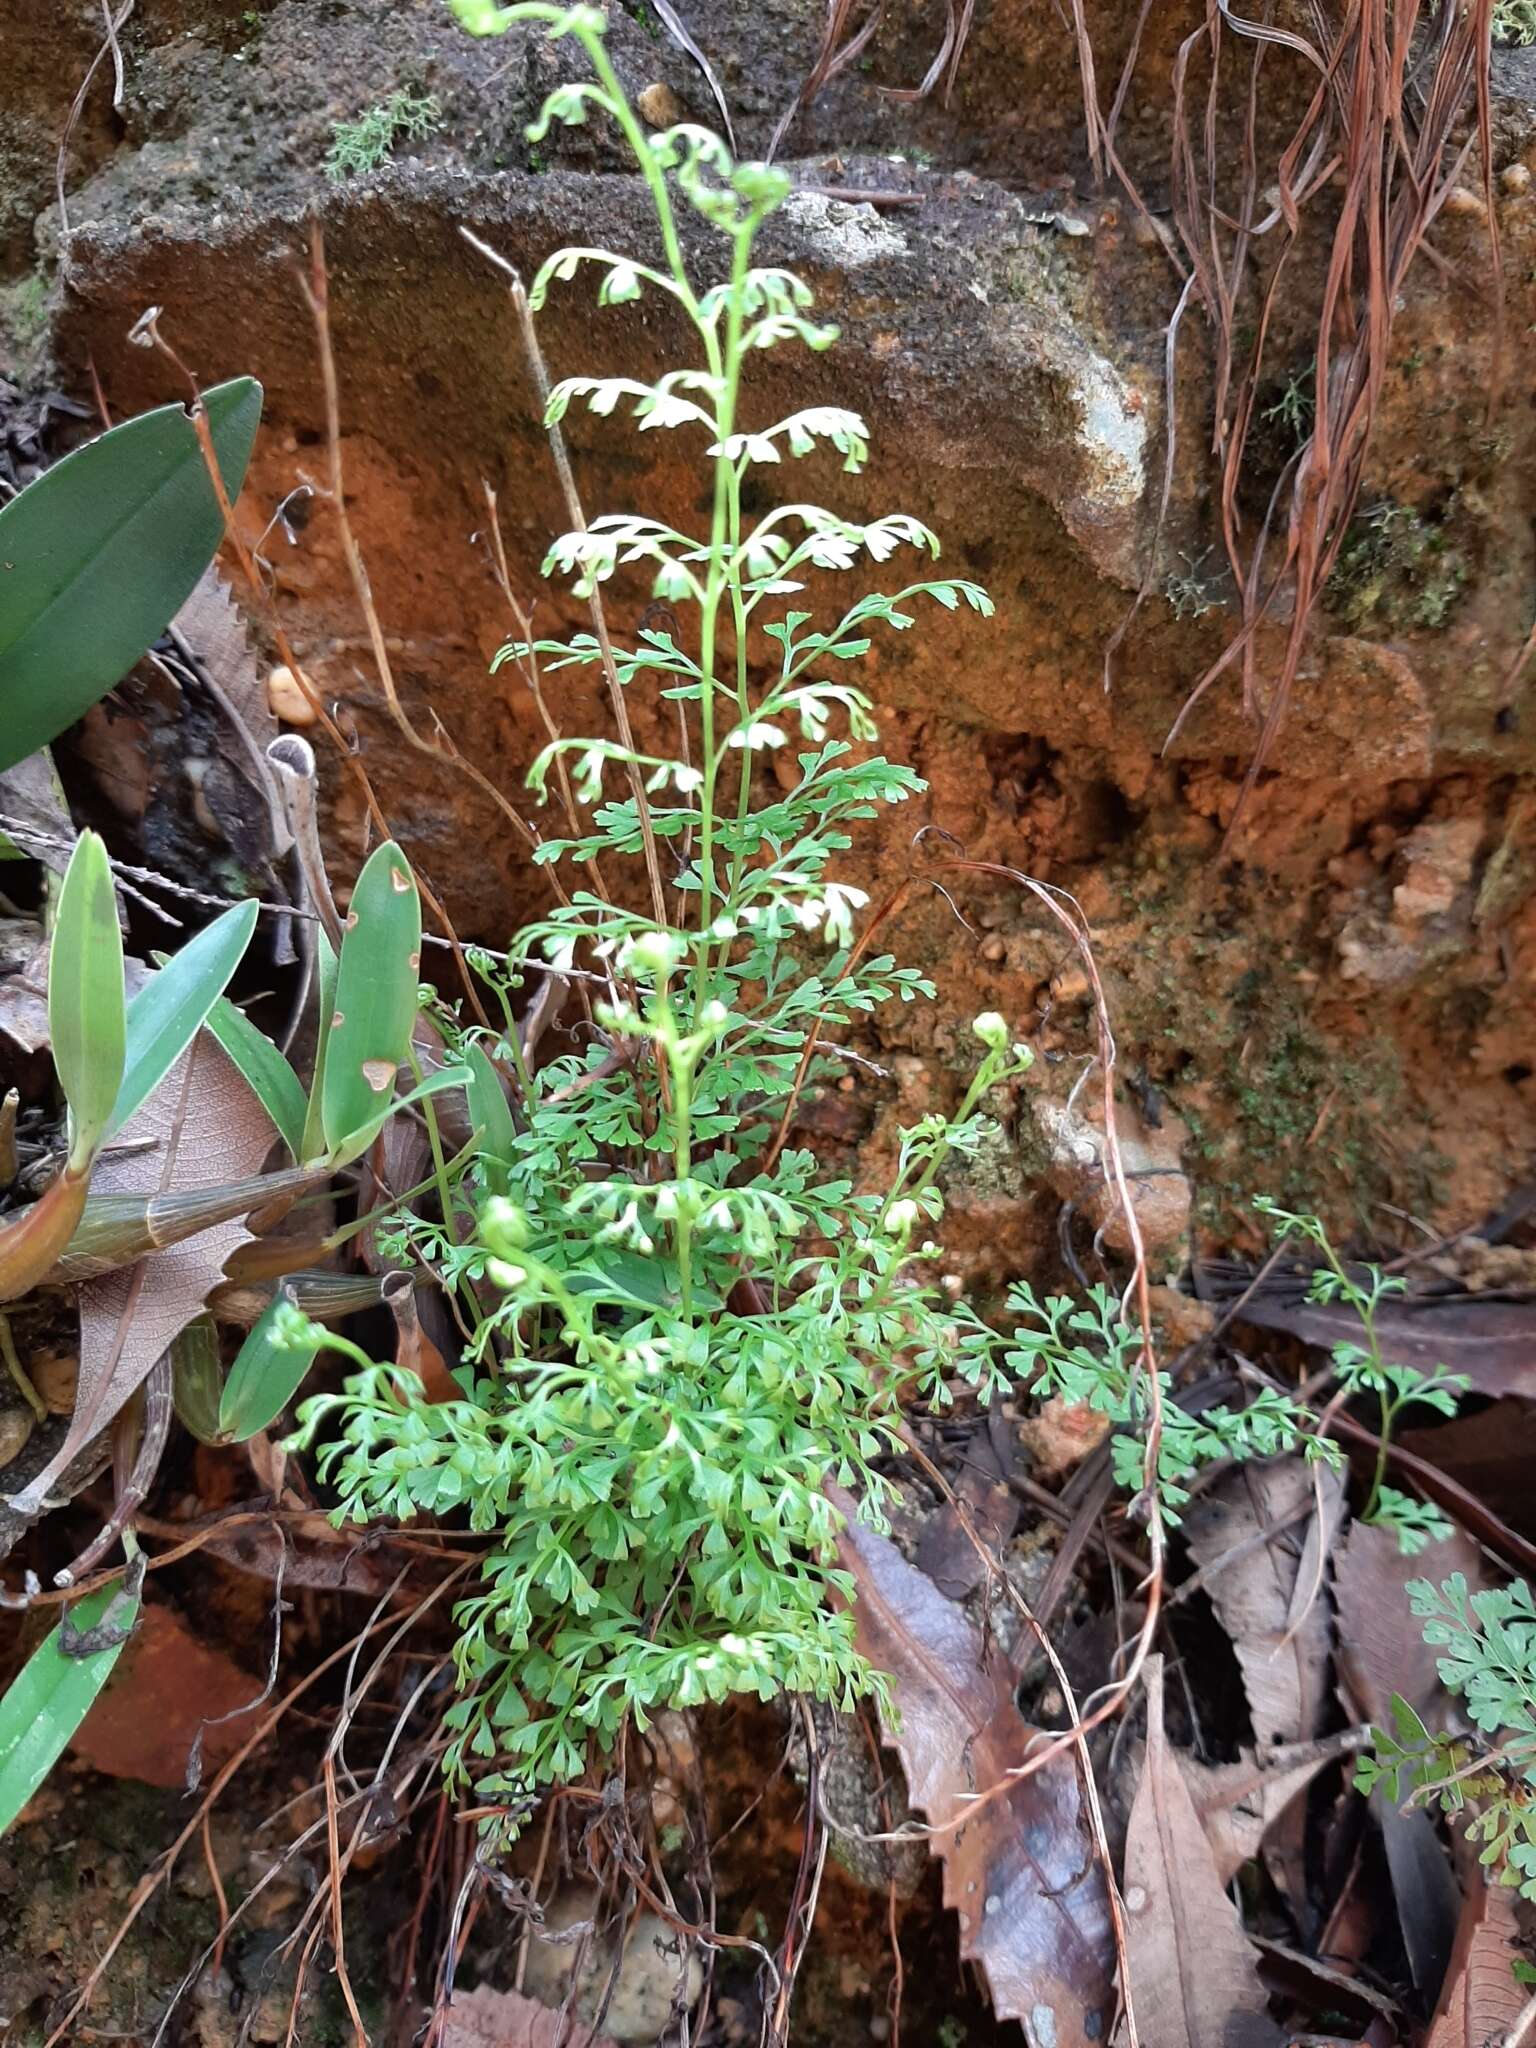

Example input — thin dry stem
[43,1566,467,2047]
[460,226,669,930]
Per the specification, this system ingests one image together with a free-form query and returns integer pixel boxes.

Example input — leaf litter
[1424,1876,1529,2048]
[7,1033,279,1523]
[1183,1457,1345,1917]
[1120,1655,1282,2048]
[829,1484,1116,2048]
[1335,1520,1483,2002]
[1205,1261,1536,1402]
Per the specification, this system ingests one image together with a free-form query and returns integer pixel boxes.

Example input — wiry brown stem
[461,227,670,931]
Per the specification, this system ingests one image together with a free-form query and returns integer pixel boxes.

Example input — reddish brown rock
[71,1604,267,1790]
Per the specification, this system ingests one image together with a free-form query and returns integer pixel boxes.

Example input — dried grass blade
[649,0,736,151]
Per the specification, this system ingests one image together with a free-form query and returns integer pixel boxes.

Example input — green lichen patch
[1325,497,1470,633]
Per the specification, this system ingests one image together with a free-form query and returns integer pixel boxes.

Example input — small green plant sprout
[1494,0,1536,45]
[209,839,462,1177]
[325,89,442,179]
[1004,1281,1328,1522]
[288,0,1018,1822]
[1356,1574,1536,1900]
[1262,360,1316,446]
[1253,1199,1466,1553]
[204,839,466,1439]
[1162,549,1220,621]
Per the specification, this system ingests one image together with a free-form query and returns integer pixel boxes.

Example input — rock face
[5,0,1536,1243]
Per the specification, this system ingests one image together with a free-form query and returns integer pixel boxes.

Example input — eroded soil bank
[3,2,1536,2041]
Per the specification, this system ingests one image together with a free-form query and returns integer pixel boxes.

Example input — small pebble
[266,664,318,725]
[0,1409,34,1468]
[1442,185,1486,220]
[981,935,1006,963]
[31,1351,78,1416]
[1502,162,1532,195]
[636,81,684,129]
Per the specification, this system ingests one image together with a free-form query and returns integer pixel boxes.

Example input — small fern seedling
[1358,1573,1536,1900]
[1255,1200,1466,1553]
[1005,1280,1327,1519]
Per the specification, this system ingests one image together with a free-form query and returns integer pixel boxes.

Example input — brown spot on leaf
[362,1059,394,1094]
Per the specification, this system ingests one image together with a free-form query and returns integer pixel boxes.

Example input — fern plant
[1357,1573,1536,1900]
[290,0,1030,1821]
[1254,1200,1465,1553]
[1005,1280,1326,1517]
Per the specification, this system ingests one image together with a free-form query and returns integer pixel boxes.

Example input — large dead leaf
[1202,1265,1536,1401]
[1120,1658,1282,2047]
[830,1487,1115,2047]
[173,569,275,745]
[440,1985,618,2048]
[8,1034,274,1513]
[171,567,283,849]
[1424,1877,1528,2048]
[1183,1458,1343,1915]
[1399,1400,1536,1545]
[1185,1459,1342,1748]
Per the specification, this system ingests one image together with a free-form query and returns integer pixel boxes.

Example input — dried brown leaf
[1248,1936,1402,2031]
[1398,1400,1536,1557]
[385,1272,457,1404]
[0,937,54,1057]
[1219,1275,1536,1402]
[0,751,74,877]
[1183,1458,1342,1751]
[1121,1659,1282,2047]
[1334,1519,1475,2000]
[75,704,150,823]
[173,567,275,750]
[440,1985,619,2048]
[1424,1877,1528,2048]
[913,1427,1020,1601]
[1183,1457,1342,1914]
[1334,1519,1485,1726]
[830,1488,1115,2047]
[139,1509,436,1596]
[1182,1734,1361,1885]
[9,1035,274,1512]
